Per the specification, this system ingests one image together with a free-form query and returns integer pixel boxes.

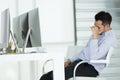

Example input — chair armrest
[42,59,53,74]
[73,61,89,80]
[90,60,109,64]
[73,60,108,80]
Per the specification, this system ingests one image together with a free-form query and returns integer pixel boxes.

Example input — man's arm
[89,26,112,60]
[91,26,99,39]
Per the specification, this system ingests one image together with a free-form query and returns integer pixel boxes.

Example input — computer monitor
[12,8,42,53]
[13,12,32,48]
[28,8,42,47]
[12,15,22,48]
[0,8,10,49]
[20,13,32,47]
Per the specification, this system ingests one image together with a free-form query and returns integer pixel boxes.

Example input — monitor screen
[13,15,22,48]
[12,8,42,51]
[0,8,10,49]
[20,12,32,47]
[28,8,42,47]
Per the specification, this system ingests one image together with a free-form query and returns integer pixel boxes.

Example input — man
[40,11,117,80]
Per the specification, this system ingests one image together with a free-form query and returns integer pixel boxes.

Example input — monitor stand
[22,28,47,53]
[10,30,19,53]
[11,29,46,53]
[23,28,31,53]
[10,29,31,53]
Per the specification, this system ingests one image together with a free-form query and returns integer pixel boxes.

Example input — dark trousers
[40,60,99,80]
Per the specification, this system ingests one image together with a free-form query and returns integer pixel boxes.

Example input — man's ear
[105,24,110,30]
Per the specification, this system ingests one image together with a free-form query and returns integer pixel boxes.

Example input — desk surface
[0,53,65,80]
[0,53,62,61]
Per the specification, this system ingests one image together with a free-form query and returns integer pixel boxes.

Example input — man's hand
[91,26,99,39]
[64,60,71,67]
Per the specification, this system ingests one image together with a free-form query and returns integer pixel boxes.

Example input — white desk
[0,53,65,80]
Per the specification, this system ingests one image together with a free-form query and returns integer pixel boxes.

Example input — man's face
[94,20,105,35]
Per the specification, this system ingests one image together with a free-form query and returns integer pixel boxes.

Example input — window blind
[74,0,120,46]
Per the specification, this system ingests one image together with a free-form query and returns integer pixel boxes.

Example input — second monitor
[13,8,42,53]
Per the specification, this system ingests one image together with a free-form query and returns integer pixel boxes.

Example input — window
[73,0,120,46]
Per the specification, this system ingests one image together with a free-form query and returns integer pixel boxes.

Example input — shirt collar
[105,29,112,36]
[101,29,112,37]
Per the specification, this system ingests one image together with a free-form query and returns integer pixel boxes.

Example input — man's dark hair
[95,11,112,26]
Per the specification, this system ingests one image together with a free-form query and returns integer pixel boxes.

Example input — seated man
[40,11,117,80]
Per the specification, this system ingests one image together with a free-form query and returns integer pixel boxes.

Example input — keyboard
[19,47,47,53]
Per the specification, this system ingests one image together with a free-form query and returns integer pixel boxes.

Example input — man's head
[94,11,112,34]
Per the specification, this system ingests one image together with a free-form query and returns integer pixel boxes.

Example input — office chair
[41,46,114,80]
[42,59,53,74]
[67,46,114,80]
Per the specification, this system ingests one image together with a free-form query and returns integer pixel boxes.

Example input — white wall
[0,0,74,47]
[0,0,16,15]
[0,0,74,80]
[36,0,74,43]
[12,0,74,44]
[16,0,35,15]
